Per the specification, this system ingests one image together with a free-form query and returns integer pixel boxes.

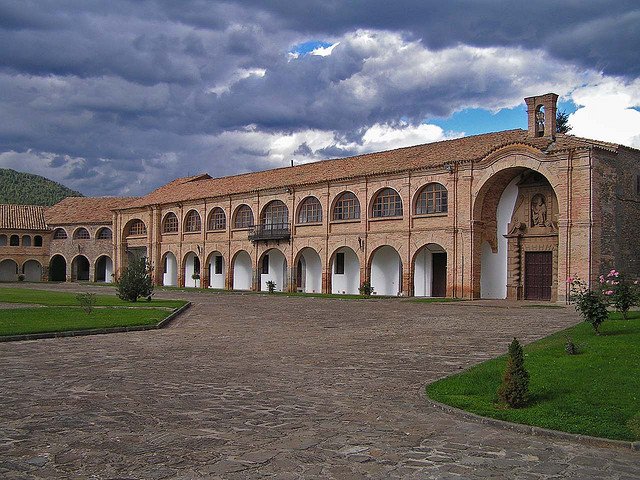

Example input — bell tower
[525,93,558,138]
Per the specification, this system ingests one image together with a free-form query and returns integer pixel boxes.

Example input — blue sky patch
[290,40,333,55]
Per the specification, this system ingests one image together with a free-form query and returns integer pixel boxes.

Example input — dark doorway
[525,251,553,300]
[431,252,447,297]
[73,256,90,281]
[49,255,67,282]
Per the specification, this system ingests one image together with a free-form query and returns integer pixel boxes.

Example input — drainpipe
[588,149,593,289]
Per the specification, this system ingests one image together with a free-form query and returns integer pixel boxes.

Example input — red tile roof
[45,197,139,225]
[0,204,48,231]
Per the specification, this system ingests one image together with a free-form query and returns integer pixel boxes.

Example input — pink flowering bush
[598,270,639,320]
[568,275,608,334]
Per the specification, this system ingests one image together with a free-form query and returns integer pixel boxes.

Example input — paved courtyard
[1,286,639,479]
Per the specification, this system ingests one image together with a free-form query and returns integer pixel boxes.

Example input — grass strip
[427,311,640,441]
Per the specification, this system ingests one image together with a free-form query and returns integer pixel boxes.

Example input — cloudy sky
[1,1,639,196]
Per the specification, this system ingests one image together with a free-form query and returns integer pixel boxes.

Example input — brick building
[1,93,639,301]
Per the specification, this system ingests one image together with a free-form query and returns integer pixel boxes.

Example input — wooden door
[524,251,552,300]
[431,252,447,297]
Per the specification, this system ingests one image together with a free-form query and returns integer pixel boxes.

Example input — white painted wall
[261,249,286,292]
[414,244,446,297]
[480,176,519,299]
[233,251,252,290]
[163,253,178,286]
[299,248,322,293]
[104,257,113,282]
[184,252,200,288]
[208,253,225,289]
[23,260,42,282]
[331,247,360,294]
[0,259,17,281]
[371,245,401,296]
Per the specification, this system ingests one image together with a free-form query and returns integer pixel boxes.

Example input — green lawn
[427,311,640,441]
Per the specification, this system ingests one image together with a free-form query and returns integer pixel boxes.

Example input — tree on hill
[0,168,83,206]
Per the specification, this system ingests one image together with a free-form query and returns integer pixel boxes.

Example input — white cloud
[208,68,266,95]
[568,79,640,148]
[310,42,339,56]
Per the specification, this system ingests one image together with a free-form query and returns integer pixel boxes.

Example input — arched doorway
[94,256,113,283]
[71,255,90,281]
[331,246,360,295]
[295,247,322,293]
[414,244,447,297]
[207,251,225,289]
[0,259,18,282]
[232,250,252,290]
[370,245,402,296]
[49,255,67,281]
[259,248,287,292]
[162,252,178,286]
[184,252,200,288]
[23,260,42,282]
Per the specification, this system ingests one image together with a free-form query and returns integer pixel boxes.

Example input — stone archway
[294,247,322,293]
[207,251,225,289]
[369,245,402,296]
[23,260,43,282]
[49,255,67,281]
[330,246,360,295]
[0,259,18,282]
[71,255,90,281]
[258,248,287,292]
[95,256,113,283]
[183,252,200,288]
[413,244,447,297]
[162,252,178,286]
[232,250,252,290]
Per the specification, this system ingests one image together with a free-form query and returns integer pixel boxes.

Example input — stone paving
[1,285,639,479]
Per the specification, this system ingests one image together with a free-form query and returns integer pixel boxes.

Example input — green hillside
[0,168,83,206]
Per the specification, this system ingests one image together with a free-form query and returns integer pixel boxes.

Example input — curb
[0,302,191,343]
[425,393,640,452]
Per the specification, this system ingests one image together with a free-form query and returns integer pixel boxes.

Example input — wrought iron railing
[248,222,291,242]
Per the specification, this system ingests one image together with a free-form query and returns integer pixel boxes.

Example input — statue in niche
[536,107,545,136]
[531,194,548,226]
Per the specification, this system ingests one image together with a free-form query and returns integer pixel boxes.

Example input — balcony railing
[248,222,291,242]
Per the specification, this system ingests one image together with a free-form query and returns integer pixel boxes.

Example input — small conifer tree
[497,338,530,408]
[115,257,153,302]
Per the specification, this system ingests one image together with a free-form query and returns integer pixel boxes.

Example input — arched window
[332,192,360,221]
[97,227,112,240]
[234,205,254,229]
[53,228,68,240]
[415,183,448,214]
[22,235,31,246]
[184,210,202,232]
[34,235,43,247]
[127,220,147,236]
[262,200,289,227]
[372,188,403,218]
[10,235,19,246]
[298,196,322,224]
[208,207,226,231]
[74,227,91,240]
[162,213,179,233]
[0,234,6,246]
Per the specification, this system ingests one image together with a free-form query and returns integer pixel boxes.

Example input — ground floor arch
[0,259,18,282]
[259,248,287,292]
[295,247,322,293]
[370,245,402,296]
[183,252,201,288]
[331,246,360,295]
[413,244,447,297]
[22,260,42,282]
[71,255,90,281]
[207,251,225,289]
[232,250,252,290]
[49,255,67,281]
[94,256,113,283]
[162,252,178,286]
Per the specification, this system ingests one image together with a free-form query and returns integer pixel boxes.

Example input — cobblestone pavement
[1,285,639,479]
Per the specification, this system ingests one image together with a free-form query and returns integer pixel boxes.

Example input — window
[415,183,448,215]
[234,205,254,229]
[335,252,345,274]
[34,235,43,247]
[22,235,31,246]
[208,208,226,231]
[262,255,269,274]
[332,192,360,220]
[163,213,178,233]
[53,228,68,240]
[262,201,289,226]
[10,235,19,246]
[0,234,6,246]
[184,210,201,233]
[97,228,112,240]
[372,188,403,218]
[214,256,223,275]
[127,220,147,236]
[298,196,322,224]
[74,228,90,240]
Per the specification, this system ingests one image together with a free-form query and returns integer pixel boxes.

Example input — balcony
[248,222,291,242]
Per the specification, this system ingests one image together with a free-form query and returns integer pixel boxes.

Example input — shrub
[75,292,96,314]
[568,275,608,334]
[17,274,25,282]
[115,257,153,302]
[359,281,373,296]
[599,270,639,320]
[565,337,579,355]
[497,338,530,408]
[266,280,276,293]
